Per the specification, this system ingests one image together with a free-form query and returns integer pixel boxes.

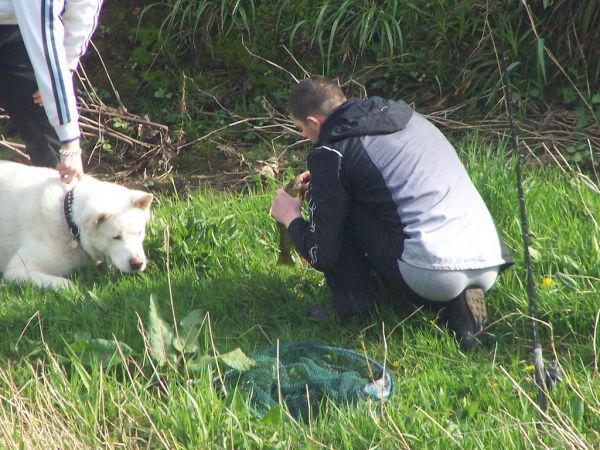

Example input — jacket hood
[317,97,413,144]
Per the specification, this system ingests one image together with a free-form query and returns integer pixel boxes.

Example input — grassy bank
[0,136,598,448]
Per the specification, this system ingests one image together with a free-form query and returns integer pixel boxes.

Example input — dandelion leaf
[219,347,256,372]
[70,338,134,368]
[186,354,215,371]
[148,294,176,366]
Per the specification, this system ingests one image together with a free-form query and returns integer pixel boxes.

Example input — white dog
[0,161,153,290]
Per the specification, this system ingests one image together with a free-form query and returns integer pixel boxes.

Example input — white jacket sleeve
[11,0,103,143]
[62,0,103,71]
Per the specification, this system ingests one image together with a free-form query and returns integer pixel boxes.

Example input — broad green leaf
[180,309,205,330]
[186,354,215,371]
[554,272,578,289]
[148,295,176,366]
[175,309,204,354]
[70,338,133,355]
[70,338,134,368]
[219,348,256,372]
[261,404,284,424]
[173,332,200,354]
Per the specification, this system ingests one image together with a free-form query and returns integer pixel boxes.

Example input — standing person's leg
[0,26,60,168]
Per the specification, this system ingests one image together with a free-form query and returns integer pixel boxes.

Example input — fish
[277,179,300,266]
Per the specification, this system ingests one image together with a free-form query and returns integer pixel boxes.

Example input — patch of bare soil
[70,1,266,194]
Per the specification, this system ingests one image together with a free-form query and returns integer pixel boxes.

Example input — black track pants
[323,202,425,317]
[0,25,60,168]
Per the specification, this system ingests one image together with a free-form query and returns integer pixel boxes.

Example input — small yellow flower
[391,360,400,369]
[541,277,555,290]
[525,364,535,373]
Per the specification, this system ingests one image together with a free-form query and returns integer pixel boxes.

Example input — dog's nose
[129,257,145,271]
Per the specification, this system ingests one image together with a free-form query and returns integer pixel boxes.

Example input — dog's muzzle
[129,257,146,272]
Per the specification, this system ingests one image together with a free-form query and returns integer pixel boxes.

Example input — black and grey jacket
[287,97,512,272]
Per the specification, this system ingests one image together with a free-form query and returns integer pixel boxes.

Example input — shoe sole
[464,287,487,330]
[454,287,487,351]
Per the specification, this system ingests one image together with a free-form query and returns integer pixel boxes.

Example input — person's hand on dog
[271,189,302,228]
[33,90,84,183]
[57,140,84,184]
[295,170,311,200]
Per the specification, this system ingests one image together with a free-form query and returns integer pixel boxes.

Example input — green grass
[0,136,599,448]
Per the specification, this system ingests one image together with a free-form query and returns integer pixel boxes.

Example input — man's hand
[271,188,302,228]
[57,140,84,184]
[295,170,311,200]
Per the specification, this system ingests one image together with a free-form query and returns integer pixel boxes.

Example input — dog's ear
[132,192,153,211]
[95,212,111,226]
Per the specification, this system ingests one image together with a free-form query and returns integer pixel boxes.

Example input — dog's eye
[113,235,122,241]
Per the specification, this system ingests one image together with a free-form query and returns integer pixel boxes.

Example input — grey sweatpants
[398,261,499,302]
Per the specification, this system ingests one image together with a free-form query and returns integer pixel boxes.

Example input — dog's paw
[48,277,75,291]
[5,271,75,291]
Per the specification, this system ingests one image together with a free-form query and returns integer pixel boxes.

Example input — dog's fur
[0,161,153,290]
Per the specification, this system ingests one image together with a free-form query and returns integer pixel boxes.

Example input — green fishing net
[223,341,393,420]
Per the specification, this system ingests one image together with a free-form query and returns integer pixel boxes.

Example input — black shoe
[336,308,373,325]
[333,290,375,325]
[446,287,487,351]
[308,304,330,323]
[307,304,373,325]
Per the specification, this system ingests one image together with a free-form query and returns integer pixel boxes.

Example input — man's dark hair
[289,76,347,122]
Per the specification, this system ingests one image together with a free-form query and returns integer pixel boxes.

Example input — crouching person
[270,76,513,351]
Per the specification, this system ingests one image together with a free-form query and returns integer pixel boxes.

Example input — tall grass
[141,0,255,51]
[284,0,408,72]
[133,0,600,122]
[0,136,599,448]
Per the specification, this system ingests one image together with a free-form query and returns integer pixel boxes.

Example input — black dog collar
[63,189,80,243]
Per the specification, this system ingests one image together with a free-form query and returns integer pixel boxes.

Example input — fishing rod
[497,14,559,412]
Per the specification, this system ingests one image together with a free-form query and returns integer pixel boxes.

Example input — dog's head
[77,185,153,273]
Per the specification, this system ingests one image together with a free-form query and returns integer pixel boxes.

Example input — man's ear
[306,114,326,127]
